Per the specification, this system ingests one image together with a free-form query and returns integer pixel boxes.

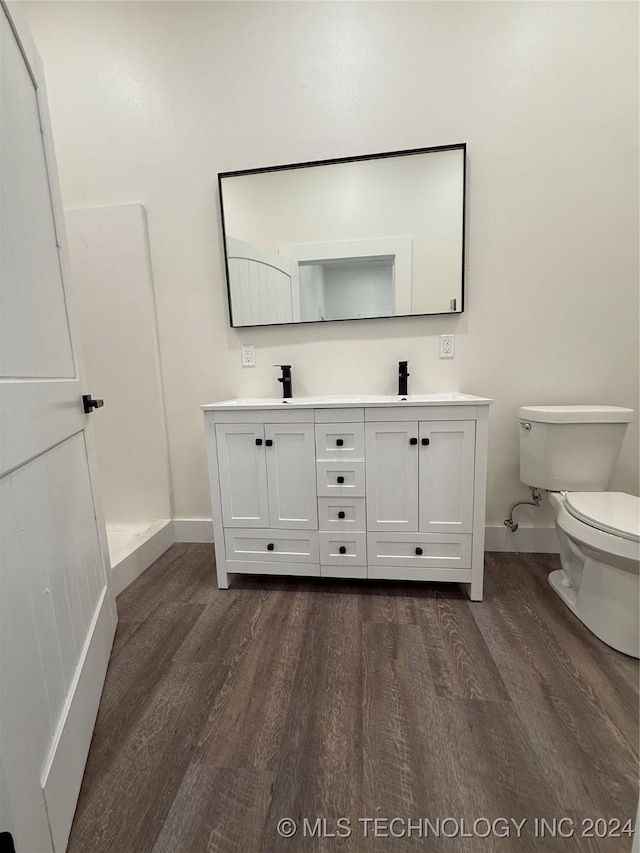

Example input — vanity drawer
[319,532,367,566]
[318,497,366,531]
[315,424,365,460]
[316,460,365,497]
[224,529,319,563]
[367,533,472,569]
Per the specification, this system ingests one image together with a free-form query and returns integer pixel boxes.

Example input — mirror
[218,144,466,327]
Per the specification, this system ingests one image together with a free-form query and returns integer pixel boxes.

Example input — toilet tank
[518,405,634,491]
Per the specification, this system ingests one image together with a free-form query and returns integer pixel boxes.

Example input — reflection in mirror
[219,144,465,328]
[299,258,393,322]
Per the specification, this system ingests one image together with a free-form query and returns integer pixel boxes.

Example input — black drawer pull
[409,437,418,445]
[267,542,275,551]
[339,546,347,555]
[337,476,345,484]
[255,438,263,446]
[338,511,346,519]
[415,547,423,556]
[336,438,344,446]
[422,438,430,446]
[265,439,273,447]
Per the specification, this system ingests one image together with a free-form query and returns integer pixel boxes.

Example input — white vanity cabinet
[203,394,490,600]
[214,421,317,529]
[365,419,475,533]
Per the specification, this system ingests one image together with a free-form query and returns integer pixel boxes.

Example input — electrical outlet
[241,345,255,367]
[440,334,455,359]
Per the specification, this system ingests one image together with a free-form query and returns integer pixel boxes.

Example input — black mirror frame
[218,142,466,328]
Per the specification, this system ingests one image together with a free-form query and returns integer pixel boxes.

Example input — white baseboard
[172,518,215,543]
[172,517,559,554]
[42,587,117,852]
[110,520,175,595]
[484,524,559,553]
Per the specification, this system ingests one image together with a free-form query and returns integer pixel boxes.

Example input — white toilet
[518,405,639,658]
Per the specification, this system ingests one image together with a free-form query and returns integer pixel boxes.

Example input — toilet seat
[564,491,640,543]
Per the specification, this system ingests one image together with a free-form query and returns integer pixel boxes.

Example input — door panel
[0,380,85,476]
[419,420,475,533]
[0,482,55,853]
[0,9,74,379]
[365,422,419,531]
[216,423,269,527]
[265,423,317,529]
[2,436,109,839]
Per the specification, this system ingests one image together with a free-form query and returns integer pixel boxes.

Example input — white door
[0,6,116,852]
[418,420,475,533]
[215,423,269,527]
[365,422,419,531]
[265,423,317,529]
[226,236,296,325]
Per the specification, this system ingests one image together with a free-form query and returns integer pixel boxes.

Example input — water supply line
[504,487,543,532]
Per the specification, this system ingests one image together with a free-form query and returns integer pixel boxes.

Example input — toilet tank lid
[518,405,635,424]
[564,492,640,542]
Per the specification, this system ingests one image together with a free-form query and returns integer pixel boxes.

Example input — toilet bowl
[548,491,639,658]
[518,405,638,658]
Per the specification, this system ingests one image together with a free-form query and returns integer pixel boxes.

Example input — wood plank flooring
[67,546,639,852]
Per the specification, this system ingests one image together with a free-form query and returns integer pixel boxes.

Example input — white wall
[65,203,172,531]
[23,1,639,543]
[299,263,325,323]
[322,260,394,321]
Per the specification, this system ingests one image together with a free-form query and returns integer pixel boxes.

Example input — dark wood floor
[68,545,638,852]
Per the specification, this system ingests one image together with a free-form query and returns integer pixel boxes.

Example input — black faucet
[398,361,409,396]
[275,364,293,398]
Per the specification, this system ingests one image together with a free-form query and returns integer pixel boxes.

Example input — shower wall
[65,203,173,593]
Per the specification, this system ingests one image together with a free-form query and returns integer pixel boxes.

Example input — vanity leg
[467,574,484,601]
[216,565,229,589]
[467,407,488,603]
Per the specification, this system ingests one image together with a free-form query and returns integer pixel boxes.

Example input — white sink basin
[202,393,491,410]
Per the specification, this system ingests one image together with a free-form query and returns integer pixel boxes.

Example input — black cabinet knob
[338,511,346,519]
[409,437,418,445]
[267,543,275,551]
[255,438,263,446]
[339,546,347,555]
[265,439,273,447]
[415,547,423,556]
[422,438,430,446]
[336,438,344,446]
[337,476,345,484]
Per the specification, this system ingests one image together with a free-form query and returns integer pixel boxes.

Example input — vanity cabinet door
[265,423,318,529]
[418,420,475,534]
[215,423,269,527]
[365,422,419,531]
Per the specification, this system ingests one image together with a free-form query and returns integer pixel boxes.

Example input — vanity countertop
[202,393,492,411]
